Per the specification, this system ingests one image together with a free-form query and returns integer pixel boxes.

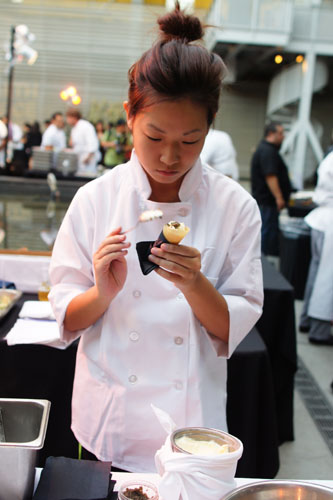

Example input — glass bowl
[117,480,159,500]
[170,426,243,456]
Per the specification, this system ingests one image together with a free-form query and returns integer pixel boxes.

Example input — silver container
[221,480,333,500]
[0,398,51,500]
[171,426,242,455]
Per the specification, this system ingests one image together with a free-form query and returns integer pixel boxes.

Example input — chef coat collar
[130,149,203,202]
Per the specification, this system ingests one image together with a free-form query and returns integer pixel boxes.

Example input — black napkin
[136,230,169,276]
[33,456,116,500]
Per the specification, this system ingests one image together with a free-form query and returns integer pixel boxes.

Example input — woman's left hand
[148,243,201,291]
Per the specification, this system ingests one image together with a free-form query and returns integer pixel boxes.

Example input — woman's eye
[183,140,199,145]
[146,136,161,142]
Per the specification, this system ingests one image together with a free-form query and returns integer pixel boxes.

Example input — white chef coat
[200,128,239,181]
[41,124,66,151]
[305,152,333,321]
[70,119,100,174]
[49,150,263,473]
[6,123,23,162]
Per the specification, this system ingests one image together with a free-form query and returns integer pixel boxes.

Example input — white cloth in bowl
[152,405,243,500]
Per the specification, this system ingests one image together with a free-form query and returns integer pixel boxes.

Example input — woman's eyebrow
[147,123,202,135]
[147,123,165,133]
[183,129,201,136]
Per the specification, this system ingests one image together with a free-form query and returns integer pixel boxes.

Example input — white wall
[214,82,268,179]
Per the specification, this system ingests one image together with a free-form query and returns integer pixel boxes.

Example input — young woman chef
[49,3,263,472]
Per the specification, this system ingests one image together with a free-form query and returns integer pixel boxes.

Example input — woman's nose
[160,144,180,166]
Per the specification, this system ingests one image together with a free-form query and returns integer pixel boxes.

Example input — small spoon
[122,209,163,234]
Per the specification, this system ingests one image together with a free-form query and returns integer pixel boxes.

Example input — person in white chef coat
[65,108,100,175]
[299,151,333,345]
[49,4,263,473]
[200,128,239,181]
[41,112,66,152]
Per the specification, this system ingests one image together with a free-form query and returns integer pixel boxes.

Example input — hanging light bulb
[60,90,68,101]
[274,54,283,64]
[67,86,77,97]
[296,55,304,64]
[72,95,81,105]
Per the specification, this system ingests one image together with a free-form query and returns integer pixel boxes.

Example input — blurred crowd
[0,109,133,176]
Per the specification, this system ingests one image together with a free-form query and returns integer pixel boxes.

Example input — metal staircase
[267,59,328,183]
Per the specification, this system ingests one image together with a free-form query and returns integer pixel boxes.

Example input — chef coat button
[176,293,184,300]
[133,290,141,298]
[129,331,140,342]
[178,208,188,217]
[174,336,183,345]
[174,381,183,390]
[129,375,138,384]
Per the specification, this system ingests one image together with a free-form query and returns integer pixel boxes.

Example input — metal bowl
[171,426,242,455]
[221,480,333,500]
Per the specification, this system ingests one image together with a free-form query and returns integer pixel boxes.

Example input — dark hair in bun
[127,2,226,125]
[158,2,204,43]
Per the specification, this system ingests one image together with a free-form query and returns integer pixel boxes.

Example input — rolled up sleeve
[208,196,263,358]
[49,188,95,345]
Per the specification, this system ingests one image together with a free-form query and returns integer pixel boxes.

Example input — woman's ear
[123,101,133,130]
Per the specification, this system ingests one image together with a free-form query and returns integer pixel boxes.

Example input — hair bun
[158,2,204,43]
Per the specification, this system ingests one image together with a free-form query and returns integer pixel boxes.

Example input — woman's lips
[156,169,178,177]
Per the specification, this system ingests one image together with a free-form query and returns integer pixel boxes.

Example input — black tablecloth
[287,201,316,218]
[258,256,297,444]
[227,327,279,478]
[279,230,311,300]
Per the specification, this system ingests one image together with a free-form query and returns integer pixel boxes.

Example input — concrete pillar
[293,1,321,189]
[293,50,316,189]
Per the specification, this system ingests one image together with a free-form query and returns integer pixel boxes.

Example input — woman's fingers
[158,243,198,257]
[149,245,201,272]
[95,241,130,261]
[95,251,128,269]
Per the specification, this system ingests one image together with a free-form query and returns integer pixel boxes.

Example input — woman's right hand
[93,227,131,301]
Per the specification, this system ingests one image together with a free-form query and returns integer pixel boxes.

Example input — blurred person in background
[66,108,100,175]
[41,112,66,152]
[101,118,132,168]
[1,116,23,165]
[24,121,42,151]
[299,151,333,345]
[94,120,106,165]
[200,127,239,181]
[23,121,42,169]
[251,122,292,256]
[44,119,51,131]
[0,117,7,169]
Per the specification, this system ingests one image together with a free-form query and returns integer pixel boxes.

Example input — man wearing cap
[101,118,132,168]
